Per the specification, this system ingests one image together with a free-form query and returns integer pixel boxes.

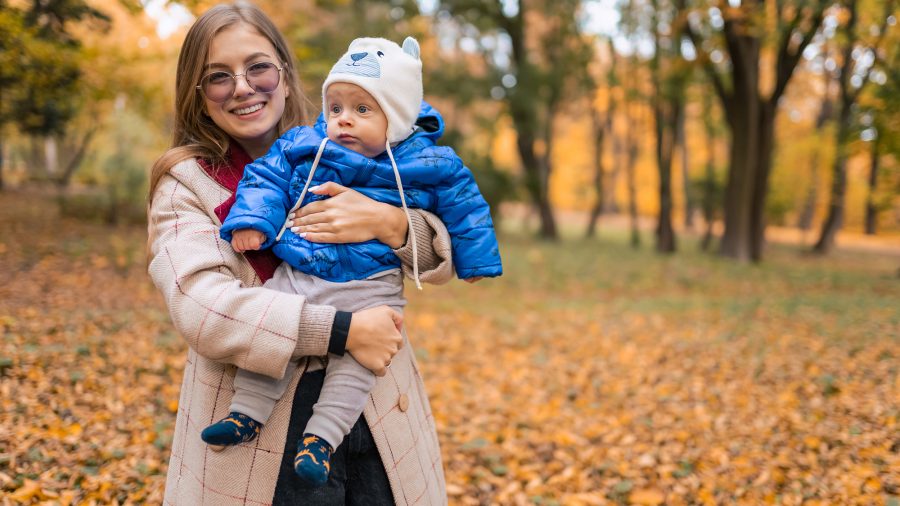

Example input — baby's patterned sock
[200,412,261,449]
[294,433,334,485]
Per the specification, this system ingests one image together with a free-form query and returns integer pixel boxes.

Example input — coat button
[398,393,410,412]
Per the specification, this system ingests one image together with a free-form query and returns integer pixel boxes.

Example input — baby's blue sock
[201,412,261,447]
[294,433,334,486]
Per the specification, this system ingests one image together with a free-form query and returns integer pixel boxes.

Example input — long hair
[148,2,308,202]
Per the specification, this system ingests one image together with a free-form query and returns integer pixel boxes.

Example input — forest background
[0,0,898,504]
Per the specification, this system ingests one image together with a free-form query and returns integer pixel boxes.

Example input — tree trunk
[814,0,859,254]
[797,152,819,231]
[0,133,5,192]
[677,106,695,229]
[719,116,760,261]
[26,138,45,181]
[799,95,831,231]
[585,109,607,238]
[504,8,558,241]
[700,92,717,251]
[813,99,852,253]
[0,88,4,191]
[55,129,96,188]
[654,98,679,253]
[864,133,880,235]
[749,103,776,261]
[719,36,761,262]
[605,133,623,214]
[626,101,641,248]
[513,113,558,240]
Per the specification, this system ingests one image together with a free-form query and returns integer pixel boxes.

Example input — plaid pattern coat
[148,158,452,505]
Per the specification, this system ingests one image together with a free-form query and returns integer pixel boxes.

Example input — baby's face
[325,82,388,158]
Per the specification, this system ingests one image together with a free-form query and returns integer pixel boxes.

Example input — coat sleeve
[219,133,300,249]
[394,209,454,285]
[430,153,503,279]
[147,170,334,379]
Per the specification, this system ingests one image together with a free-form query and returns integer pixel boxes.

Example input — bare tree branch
[772,0,826,103]
[678,3,731,113]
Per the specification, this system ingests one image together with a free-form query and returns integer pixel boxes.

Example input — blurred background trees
[0,0,897,259]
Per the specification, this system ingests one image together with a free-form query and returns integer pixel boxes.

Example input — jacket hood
[313,100,445,147]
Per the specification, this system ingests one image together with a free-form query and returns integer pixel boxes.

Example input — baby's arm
[431,153,503,280]
[231,229,266,253]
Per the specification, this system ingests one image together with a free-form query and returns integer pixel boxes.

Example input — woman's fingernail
[309,185,321,192]
[288,213,295,219]
[299,232,308,238]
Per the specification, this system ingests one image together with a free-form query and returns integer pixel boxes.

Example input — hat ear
[402,37,420,60]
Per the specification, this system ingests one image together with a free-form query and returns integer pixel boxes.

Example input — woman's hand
[290,182,409,248]
[345,305,404,377]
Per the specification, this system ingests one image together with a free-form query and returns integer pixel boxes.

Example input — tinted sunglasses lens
[201,72,234,103]
[247,62,280,93]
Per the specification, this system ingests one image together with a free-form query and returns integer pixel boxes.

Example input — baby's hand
[231,229,265,252]
[464,276,484,284]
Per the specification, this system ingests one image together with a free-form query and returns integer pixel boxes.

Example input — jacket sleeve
[147,169,334,379]
[431,154,503,279]
[219,134,300,249]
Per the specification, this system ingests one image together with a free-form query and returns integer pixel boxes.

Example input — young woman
[147,3,451,504]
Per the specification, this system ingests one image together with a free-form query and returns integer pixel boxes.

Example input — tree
[679,0,827,261]
[437,0,593,240]
[798,58,834,233]
[0,0,108,186]
[677,95,696,229]
[698,86,724,251]
[813,0,893,253]
[861,42,900,235]
[586,37,618,238]
[623,56,645,249]
[649,0,689,253]
[0,4,29,190]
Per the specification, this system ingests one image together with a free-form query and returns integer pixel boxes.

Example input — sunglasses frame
[196,61,284,103]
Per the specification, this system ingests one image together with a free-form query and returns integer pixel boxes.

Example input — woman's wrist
[377,203,409,249]
[328,311,352,356]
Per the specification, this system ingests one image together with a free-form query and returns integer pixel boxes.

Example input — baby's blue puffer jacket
[220,101,502,282]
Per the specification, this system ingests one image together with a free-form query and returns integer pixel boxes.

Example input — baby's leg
[231,365,295,424]
[306,354,375,448]
[294,353,375,485]
[201,363,295,449]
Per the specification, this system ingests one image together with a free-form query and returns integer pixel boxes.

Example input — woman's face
[203,23,287,158]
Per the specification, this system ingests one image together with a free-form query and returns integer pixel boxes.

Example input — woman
[147,3,451,504]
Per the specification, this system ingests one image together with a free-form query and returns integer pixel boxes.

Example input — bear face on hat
[322,37,423,145]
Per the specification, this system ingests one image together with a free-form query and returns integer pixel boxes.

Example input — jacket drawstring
[386,140,422,290]
[276,137,329,242]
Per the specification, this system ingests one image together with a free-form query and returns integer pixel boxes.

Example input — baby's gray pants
[230,263,406,449]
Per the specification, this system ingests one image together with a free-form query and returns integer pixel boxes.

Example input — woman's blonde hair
[148,2,308,202]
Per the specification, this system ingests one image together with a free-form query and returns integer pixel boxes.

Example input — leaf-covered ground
[1,191,898,505]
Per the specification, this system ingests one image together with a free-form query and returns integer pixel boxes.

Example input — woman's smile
[232,102,265,116]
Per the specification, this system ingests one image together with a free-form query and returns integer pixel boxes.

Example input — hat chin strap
[386,139,422,290]
[276,137,329,242]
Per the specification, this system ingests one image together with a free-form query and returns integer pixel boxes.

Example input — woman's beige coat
[148,159,453,505]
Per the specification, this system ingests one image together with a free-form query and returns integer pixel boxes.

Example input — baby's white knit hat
[322,37,423,145]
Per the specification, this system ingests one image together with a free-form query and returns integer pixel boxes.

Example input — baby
[205,36,502,486]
